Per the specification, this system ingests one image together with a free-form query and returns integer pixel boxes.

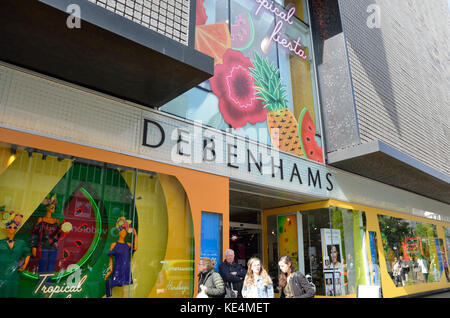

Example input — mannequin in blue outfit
[104,217,138,298]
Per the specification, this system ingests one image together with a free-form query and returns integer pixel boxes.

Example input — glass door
[265,205,369,297]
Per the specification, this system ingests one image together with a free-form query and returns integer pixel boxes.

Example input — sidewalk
[422,291,450,298]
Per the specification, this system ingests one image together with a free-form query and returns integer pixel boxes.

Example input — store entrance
[229,220,262,269]
[229,182,309,270]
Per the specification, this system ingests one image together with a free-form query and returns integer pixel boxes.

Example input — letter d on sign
[67,4,81,29]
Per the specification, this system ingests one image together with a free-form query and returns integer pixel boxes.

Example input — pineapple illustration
[250,53,304,157]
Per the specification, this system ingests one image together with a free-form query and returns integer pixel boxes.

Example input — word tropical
[253,0,307,59]
[34,273,88,298]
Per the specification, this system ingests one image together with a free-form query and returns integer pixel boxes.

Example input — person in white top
[417,256,428,283]
[241,257,274,298]
[392,257,402,287]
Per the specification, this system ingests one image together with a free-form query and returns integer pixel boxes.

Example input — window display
[378,215,448,286]
[0,143,194,298]
[265,206,368,297]
[444,227,450,282]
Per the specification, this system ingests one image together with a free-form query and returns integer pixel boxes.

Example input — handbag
[294,272,315,298]
[225,282,238,298]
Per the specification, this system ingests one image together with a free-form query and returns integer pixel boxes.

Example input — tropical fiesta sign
[194,0,323,163]
[254,0,307,59]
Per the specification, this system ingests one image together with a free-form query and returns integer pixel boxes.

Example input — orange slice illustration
[195,22,231,65]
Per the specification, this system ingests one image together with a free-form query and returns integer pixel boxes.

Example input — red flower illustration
[210,49,267,129]
[196,0,208,25]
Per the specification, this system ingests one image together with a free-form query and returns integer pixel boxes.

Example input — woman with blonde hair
[197,257,225,298]
[242,257,274,298]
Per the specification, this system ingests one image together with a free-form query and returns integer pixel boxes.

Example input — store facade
[0,0,449,299]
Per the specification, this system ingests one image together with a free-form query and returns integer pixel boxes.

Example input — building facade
[0,0,448,298]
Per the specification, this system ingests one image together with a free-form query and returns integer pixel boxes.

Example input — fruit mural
[250,53,303,156]
[190,0,324,163]
[231,13,255,51]
[209,49,267,129]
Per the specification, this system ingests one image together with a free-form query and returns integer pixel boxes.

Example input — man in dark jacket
[218,249,246,297]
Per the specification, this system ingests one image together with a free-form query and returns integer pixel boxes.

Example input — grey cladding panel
[338,0,450,176]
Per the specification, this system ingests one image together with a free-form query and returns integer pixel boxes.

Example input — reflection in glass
[378,215,443,286]
[444,227,450,282]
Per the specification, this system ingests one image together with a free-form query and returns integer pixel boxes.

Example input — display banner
[200,212,222,272]
[277,215,299,270]
[320,228,345,296]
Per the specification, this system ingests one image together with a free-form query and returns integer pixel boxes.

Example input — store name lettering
[34,274,88,298]
[142,119,334,192]
[253,0,307,59]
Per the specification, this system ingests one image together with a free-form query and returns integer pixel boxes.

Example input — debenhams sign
[140,112,334,197]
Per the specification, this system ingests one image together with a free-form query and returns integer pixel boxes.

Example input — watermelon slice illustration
[298,107,324,163]
[231,13,255,51]
[195,22,231,65]
[53,187,101,277]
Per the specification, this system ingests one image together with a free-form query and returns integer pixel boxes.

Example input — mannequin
[31,194,70,283]
[105,217,138,297]
[0,211,30,297]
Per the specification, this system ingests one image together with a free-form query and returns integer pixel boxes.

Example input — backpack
[293,272,315,298]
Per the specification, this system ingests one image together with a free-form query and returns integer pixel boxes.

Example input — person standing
[197,257,225,298]
[392,257,402,287]
[399,255,409,285]
[417,256,429,283]
[277,255,315,298]
[219,249,246,297]
[241,257,274,298]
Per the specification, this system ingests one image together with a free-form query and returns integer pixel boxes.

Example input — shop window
[329,207,369,296]
[161,0,323,162]
[265,206,368,297]
[0,143,194,298]
[378,215,446,287]
[442,227,450,282]
[302,207,368,297]
[302,208,331,296]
